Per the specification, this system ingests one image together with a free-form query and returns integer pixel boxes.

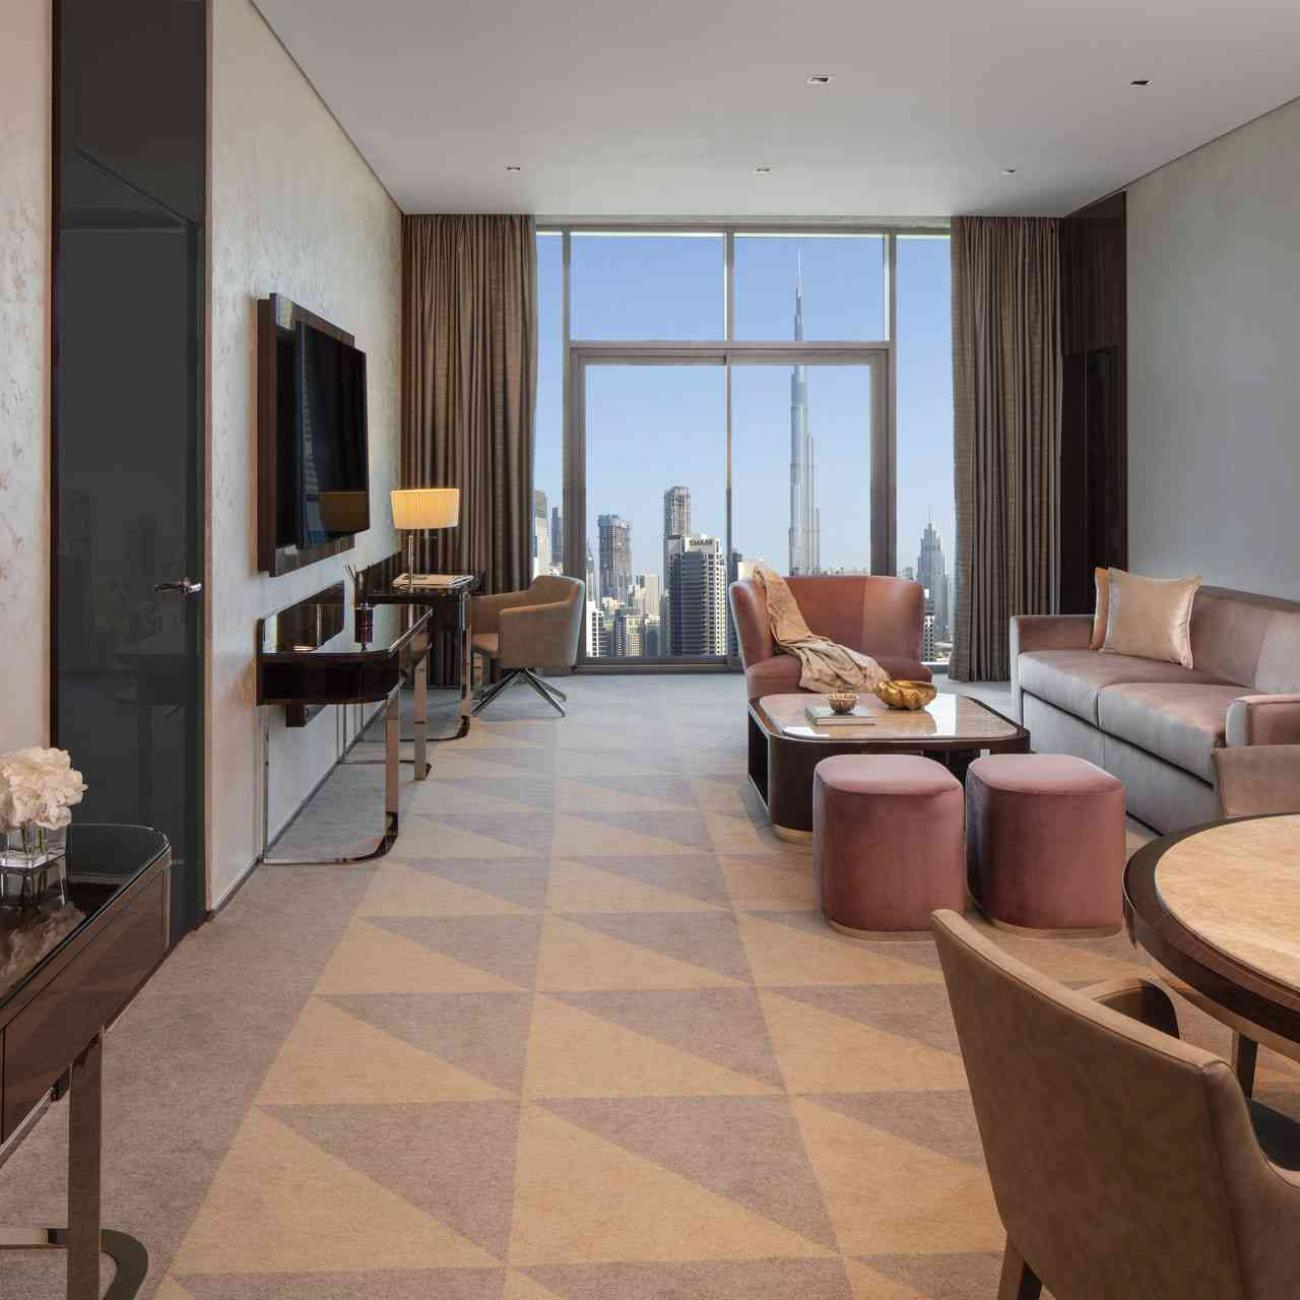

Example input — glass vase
[1,825,67,871]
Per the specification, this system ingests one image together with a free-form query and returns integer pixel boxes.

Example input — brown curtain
[950,216,1061,681]
[401,214,536,598]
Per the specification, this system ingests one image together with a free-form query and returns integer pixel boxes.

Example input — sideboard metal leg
[0,1037,150,1299]
[413,642,430,779]
[67,1034,104,1299]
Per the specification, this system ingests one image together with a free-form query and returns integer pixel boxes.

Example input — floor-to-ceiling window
[534,226,954,667]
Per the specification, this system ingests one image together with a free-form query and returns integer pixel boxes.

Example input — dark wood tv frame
[257,293,369,576]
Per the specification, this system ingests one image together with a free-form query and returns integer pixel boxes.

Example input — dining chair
[470,576,584,716]
[930,908,1300,1300]
[1213,745,1300,817]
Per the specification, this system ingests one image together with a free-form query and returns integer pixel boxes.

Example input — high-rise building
[642,613,662,658]
[550,505,563,570]
[612,609,644,657]
[597,513,632,604]
[668,534,728,657]
[726,549,746,659]
[663,485,691,545]
[917,518,949,640]
[662,485,691,643]
[788,258,820,575]
[533,489,550,576]
[585,602,608,658]
[629,572,661,619]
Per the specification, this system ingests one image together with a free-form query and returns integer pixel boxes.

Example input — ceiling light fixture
[755,165,773,174]
[1002,168,1017,175]
[1131,78,1150,86]
[505,164,521,172]
[806,74,833,85]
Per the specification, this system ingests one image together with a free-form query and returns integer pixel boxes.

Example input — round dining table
[1124,812,1300,1096]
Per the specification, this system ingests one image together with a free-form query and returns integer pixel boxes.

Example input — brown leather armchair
[729,574,930,700]
[471,576,584,716]
[931,909,1300,1300]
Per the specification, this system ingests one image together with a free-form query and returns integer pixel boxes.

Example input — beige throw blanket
[753,567,890,693]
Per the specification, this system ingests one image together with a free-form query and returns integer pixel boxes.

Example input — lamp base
[403,532,419,588]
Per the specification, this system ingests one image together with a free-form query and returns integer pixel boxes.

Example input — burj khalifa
[788,258,820,574]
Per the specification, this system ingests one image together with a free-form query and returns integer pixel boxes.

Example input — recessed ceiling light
[1131,78,1150,86]
[806,74,833,85]
[1002,168,1017,175]
[755,165,773,174]
[505,164,522,172]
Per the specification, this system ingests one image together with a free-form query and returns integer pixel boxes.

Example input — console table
[257,582,435,864]
[357,554,478,743]
[0,823,171,1299]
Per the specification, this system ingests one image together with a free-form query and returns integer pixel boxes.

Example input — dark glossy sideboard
[0,824,171,1299]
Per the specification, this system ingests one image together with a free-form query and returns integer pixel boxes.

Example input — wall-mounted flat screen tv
[258,294,371,575]
[293,321,369,550]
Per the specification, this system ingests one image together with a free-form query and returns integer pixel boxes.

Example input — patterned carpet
[5,673,1299,1299]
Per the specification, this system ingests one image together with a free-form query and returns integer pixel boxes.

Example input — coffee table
[748,691,1030,840]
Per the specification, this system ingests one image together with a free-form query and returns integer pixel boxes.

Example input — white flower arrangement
[0,748,87,834]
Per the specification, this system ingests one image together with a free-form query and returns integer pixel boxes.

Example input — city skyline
[539,476,952,664]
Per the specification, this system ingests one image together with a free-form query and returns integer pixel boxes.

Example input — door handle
[154,577,203,596]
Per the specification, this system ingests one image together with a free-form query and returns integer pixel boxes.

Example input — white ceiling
[253,0,1300,218]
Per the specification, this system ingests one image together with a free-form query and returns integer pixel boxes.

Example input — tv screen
[293,321,369,549]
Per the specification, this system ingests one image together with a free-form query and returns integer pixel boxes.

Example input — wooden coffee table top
[1126,814,1300,1050]
[753,691,1025,746]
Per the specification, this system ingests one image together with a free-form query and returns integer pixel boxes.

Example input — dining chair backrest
[931,909,1300,1300]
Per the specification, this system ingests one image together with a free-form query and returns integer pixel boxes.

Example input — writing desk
[256,583,434,863]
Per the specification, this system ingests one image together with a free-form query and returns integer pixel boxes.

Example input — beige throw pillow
[1101,568,1201,668]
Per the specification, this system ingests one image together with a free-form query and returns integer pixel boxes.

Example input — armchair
[729,574,930,700]
[932,908,1300,1300]
[471,575,584,716]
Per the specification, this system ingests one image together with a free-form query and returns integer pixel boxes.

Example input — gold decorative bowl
[874,679,938,711]
[825,691,859,714]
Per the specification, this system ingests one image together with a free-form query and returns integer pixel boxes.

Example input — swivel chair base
[474,667,567,717]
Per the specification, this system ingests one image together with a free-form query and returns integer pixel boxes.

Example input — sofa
[1011,585,1300,832]
[730,574,931,701]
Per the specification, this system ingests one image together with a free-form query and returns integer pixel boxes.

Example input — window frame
[538,222,950,669]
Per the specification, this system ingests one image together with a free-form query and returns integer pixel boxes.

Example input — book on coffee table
[805,704,876,727]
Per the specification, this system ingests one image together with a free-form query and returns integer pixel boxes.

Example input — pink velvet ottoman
[813,755,966,935]
[966,754,1127,933]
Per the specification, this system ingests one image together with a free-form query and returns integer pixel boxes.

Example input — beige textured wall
[1128,95,1300,600]
[209,0,401,905]
[0,0,50,751]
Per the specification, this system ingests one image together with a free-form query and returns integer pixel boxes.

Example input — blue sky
[534,231,953,583]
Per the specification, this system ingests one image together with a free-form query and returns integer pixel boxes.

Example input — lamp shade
[391,487,459,531]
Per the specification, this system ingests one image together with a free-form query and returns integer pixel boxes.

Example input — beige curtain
[950,216,1061,681]
[401,214,536,597]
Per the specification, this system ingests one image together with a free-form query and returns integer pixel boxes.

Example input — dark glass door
[54,0,206,939]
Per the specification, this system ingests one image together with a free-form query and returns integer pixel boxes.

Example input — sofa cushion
[1017,650,1231,725]
[1097,683,1245,783]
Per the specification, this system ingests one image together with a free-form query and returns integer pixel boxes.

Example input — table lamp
[391,487,460,586]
